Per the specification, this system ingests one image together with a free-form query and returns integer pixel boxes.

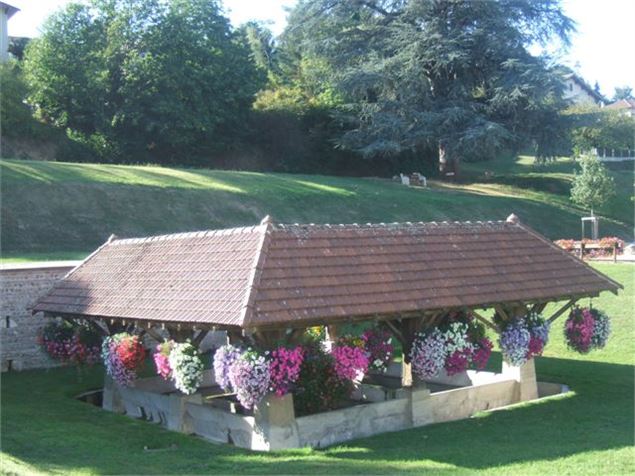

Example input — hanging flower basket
[362,328,394,372]
[39,320,101,366]
[565,307,611,353]
[410,314,493,380]
[499,312,550,366]
[269,346,304,397]
[102,333,145,386]
[168,342,204,395]
[213,344,243,392]
[228,350,271,409]
[153,340,174,380]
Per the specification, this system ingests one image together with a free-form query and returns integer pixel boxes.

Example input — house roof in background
[0,1,19,19]
[32,216,621,329]
[564,73,605,103]
[605,98,635,110]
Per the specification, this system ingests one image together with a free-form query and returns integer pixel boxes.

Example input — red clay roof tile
[32,219,621,328]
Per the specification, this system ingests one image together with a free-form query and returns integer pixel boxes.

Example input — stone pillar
[102,375,124,413]
[409,386,432,427]
[502,359,538,402]
[254,393,300,450]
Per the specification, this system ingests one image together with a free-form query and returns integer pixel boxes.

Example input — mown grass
[1,158,632,262]
[1,263,633,475]
[460,155,634,229]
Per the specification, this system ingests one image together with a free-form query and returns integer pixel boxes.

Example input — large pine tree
[284,0,574,173]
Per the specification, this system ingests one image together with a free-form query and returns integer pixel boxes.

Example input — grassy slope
[460,155,634,229]
[1,158,632,261]
[1,263,632,475]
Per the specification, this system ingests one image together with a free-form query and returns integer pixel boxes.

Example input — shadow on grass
[1,356,633,474]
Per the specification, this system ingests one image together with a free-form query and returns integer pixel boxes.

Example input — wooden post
[613,243,618,263]
[326,324,339,351]
[548,299,577,324]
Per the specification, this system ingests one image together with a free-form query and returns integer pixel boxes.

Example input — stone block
[501,359,538,401]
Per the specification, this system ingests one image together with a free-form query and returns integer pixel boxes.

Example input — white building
[0,1,19,63]
[563,74,604,106]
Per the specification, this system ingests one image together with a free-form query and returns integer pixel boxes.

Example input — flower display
[525,312,550,359]
[410,329,447,379]
[153,341,173,380]
[229,350,271,409]
[294,342,352,415]
[39,320,101,365]
[269,346,304,396]
[445,348,474,376]
[443,322,474,355]
[565,307,611,353]
[332,344,369,381]
[591,311,611,349]
[168,342,204,395]
[499,319,531,366]
[213,344,243,391]
[410,315,493,379]
[472,338,493,370]
[361,328,393,372]
[102,333,145,386]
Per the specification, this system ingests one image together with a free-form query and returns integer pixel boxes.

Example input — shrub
[294,342,352,415]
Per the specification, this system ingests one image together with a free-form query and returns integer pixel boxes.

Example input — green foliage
[294,341,352,416]
[612,86,633,101]
[283,0,573,168]
[0,62,53,141]
[570,155,616,214]
[566,104,635,156]
[22,0,265,164]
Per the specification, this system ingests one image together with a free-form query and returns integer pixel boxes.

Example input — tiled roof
[605,98,635,110]
[32,216,621,328]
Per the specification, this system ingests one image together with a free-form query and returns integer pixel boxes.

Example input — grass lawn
[1,263,633,475]
[1,158,632,262]
[460,155,634,229]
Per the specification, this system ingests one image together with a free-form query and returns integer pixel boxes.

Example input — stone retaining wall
[0,262,80,371]
[104,361,540,451]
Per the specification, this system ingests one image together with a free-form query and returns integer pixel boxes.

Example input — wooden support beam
[471,310,500,333]
[548,299,577,324]
[91,319,111,336]
[384,320,405,344]
[192,330,209,347]
[531,302,547,314]
[145,327,166,343]
[494,305,512,322]
[401,361,413,388]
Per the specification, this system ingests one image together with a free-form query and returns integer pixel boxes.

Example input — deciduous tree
[23,0,265,164]
[570,155,615,215]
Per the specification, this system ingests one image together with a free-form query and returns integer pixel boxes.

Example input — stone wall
[0,262,80,371]
[104,362,544,451]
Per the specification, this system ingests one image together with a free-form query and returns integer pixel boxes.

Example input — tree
[613,86,633,101]
[570,155,615,215]
[566,104,635,156]
[23,0,265,164]
[282,0,574,174]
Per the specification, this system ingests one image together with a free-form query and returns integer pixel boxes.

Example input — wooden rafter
[145,327,166,343]
[384,319,405,344]
[548,299,578,323]
[470,310,500,333]
[531,302,548,314]
[494,305,511,322]
[192,330,209,347]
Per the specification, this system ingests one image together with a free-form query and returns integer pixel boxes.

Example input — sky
[6,0,635,99]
